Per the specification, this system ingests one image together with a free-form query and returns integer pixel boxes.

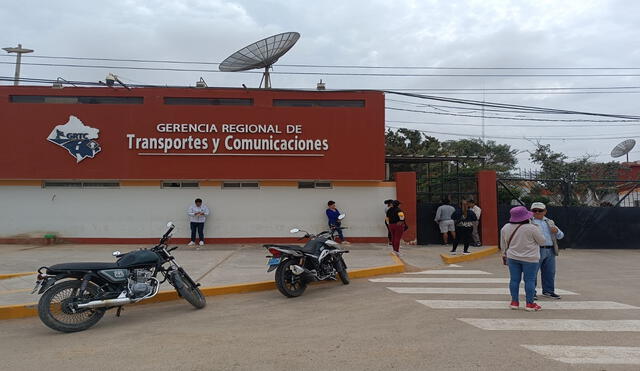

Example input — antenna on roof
[611,139,636,163]
[219,32,300,89]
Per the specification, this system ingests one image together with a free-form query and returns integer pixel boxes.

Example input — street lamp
[2,43,34,86]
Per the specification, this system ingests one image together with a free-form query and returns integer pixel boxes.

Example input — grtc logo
[47,115,101,163]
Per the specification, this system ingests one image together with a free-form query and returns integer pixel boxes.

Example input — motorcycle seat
[47,262,120,271]
[266,244,316,254]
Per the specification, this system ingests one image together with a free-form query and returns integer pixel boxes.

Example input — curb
[440,246,500,264]
[0,253,405,320]
[0,272,36,280]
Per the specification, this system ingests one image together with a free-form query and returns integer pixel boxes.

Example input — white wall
[0,185,395,239]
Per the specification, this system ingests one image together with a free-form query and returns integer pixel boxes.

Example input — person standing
[386,200,406,255]
[467,199,482,246]
[530,202,565,299]
[501,206,547,311]
[450,200,477,255]
[434,199,456,245]
[187,198,210,246]
[326,201,349,244]
[384,199,393,246]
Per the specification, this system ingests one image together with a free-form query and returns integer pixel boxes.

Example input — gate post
[395,171,416,242]
[477,170,498,246]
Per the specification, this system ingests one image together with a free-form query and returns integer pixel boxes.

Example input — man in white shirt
[187,198,210,246]
[530,202,564,299]
[467,199,482,246]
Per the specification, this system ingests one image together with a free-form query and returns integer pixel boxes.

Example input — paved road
[1,249,639,370]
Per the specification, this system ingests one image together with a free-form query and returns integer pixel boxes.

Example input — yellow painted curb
[0,303,38,320]
[440,246,500,264]
[0,272,36,280]
[0,255,405,320]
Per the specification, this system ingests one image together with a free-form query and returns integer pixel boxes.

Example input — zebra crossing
[370,264,640,366]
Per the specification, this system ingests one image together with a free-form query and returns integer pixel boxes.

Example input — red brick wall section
[476,170,498,245]
[394,172,417,242]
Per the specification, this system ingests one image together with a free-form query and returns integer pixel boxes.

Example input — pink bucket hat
[509,206,533,223]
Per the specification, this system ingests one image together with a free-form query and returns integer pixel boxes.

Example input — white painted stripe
[447,264,463,267]
[371,277,510,283]
[404,270,491,275]
[459,318,640,332]
[417,300,639,310]
[387,287,579,295]
[522,345,640,365]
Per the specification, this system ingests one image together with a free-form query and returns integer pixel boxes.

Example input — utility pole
[2,44,34,86]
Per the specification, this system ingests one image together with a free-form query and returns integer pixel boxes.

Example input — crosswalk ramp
[370,265,640,365]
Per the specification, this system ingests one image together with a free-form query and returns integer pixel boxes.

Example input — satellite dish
[611,139,636,162]
[219,32,300,89]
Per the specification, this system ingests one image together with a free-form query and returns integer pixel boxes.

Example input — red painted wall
[395,172,416,242]
[477,170,498,245]
[0,87,385,180]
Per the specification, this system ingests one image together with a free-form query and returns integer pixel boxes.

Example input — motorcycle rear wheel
[275,259,307,297]
[37,280,105,333]
[172,270,207,309]
[335,256,350,285]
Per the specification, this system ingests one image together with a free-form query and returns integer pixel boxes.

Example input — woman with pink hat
[500,206,547,311]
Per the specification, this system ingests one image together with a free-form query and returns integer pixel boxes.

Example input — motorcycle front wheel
[37,280,105,333]
[172,270,207,309]
[335,256,350,285]
[275,259,307,297]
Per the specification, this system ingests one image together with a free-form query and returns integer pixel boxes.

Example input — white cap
[531,202,546,210]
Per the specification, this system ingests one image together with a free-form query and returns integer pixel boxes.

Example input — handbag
[502,224,523,265]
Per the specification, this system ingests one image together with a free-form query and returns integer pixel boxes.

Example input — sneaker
[509,301,519,310]
[449,251,457,255]
[199,241,204,246]
[543,292,561,300]
[187,241,195,246]
[475,242,482,247]
[525,303,542,312]
[462,251,471,255]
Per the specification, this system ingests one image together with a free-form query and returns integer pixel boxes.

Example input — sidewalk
[0,242,470,307]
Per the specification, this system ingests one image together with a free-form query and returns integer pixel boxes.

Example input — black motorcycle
[264,219,350,298]
[32,222,206,332]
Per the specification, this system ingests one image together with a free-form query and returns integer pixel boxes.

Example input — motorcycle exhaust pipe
[76,297,134,309]
[290,265,318,282]
[290,265,305,275]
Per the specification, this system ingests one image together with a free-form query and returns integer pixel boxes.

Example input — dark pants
[452,226,473,253]
[385,222,391,243]
[190,222,204,242]
[388,223,404,252]
[330,222,344,241]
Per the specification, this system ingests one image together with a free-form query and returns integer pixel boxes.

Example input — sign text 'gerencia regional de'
[126,123,330,154]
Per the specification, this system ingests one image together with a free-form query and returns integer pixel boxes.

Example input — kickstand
[116,306,124,317]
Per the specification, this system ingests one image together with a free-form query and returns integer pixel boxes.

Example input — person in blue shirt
[530,202,565,299]
[326,201,349,244]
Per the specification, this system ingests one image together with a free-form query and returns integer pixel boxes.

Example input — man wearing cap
[530,202,565,299]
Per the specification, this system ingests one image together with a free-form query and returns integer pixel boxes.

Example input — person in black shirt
[386,200,406,255]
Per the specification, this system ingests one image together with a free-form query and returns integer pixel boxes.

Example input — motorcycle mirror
[112,250,121,257]
[290,228,300,234]
[166,221,175,229]
[338,213,346,220]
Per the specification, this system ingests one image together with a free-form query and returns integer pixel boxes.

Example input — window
[43,181,120,188]
[162,181,199,188]
[222,182,259,189]
[273,99,365,108]
[164,97,253,106]
[10,96,143,104]
[298,181,332,189]
[634,200,640,207]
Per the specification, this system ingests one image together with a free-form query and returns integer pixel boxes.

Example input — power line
[5,54,640,70]
[387,119,640,128]
[5,61,640,78]
[385,125,639,141]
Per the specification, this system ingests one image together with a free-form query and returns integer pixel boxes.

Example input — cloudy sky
[3,0,640,169]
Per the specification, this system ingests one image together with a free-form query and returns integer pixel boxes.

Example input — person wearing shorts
[434,199,456,244]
